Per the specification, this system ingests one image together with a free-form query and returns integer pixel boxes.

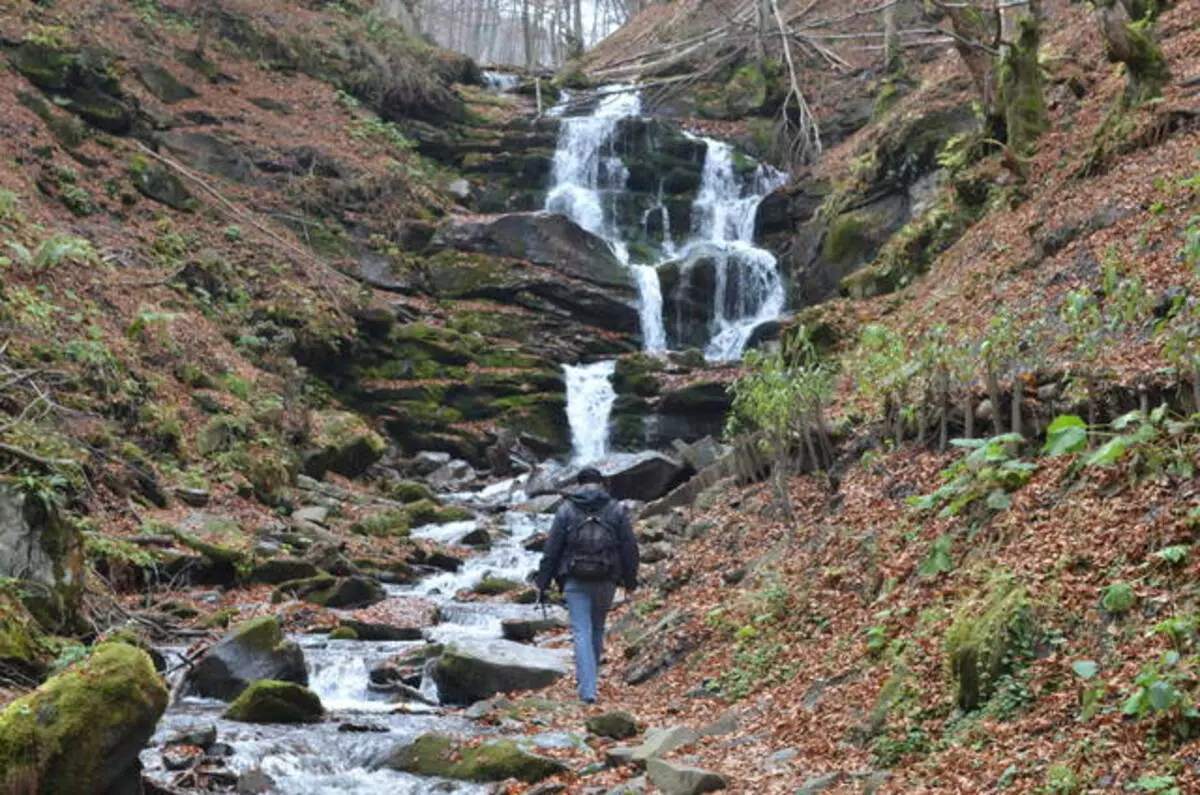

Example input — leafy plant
[1070,659,1104,721]
[1122,651,1199,740]
[918,534,955,577]
[33,234,98,269]
[909,434,1035,518]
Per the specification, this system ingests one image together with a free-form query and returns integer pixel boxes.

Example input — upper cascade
[542,85,786,361]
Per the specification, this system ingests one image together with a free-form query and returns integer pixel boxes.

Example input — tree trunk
[998,0,1048,157]
[1093,0,1171,104]
[987,364,1005,436]
[522,0,536,71]
[883,0,902,75]
[939,2,1002,129]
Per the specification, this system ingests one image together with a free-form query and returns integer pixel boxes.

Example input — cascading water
[544,86,787,456]
[684,136,789,360]
[562,360,618,463]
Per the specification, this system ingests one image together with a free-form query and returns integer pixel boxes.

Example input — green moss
[0,643,167,792]
[229,616,288,654]
[388,734,567,783]
[351,508,411,538]
[1101,582,1137,615]
[0,590,50,674]
[474,577,521,596]
[823,214,872,265]
[172,529,249,568]
[404,499,471,526]
[723,62,768,117]
[614,353,663,397]
[329,626,359,640]
[223,680,324,724]
[271,574,336,603]
[197,608,239,629]
[386,480,433,504]
[997,17,1048,159]
[944,583,1033,711]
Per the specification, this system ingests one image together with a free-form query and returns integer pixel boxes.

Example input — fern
[33,234,98,269]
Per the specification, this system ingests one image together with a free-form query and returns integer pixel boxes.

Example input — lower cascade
[563,360,618,464]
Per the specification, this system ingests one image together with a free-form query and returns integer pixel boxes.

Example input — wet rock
[459,526,492,547]
[586,711,639,740]
[340,598,440,640]
[164,724,217,749]
[411,451,452,475]
[162,746,201,771]
[184,616,307,701]
[223,680,324,724]
[631,726,700,764]
[303,541,360,577]
[236,769,276,794]
[427,459,477,492]
[338,720,390,733]
[0,643,167,792]
[523,532,548,552]
[647,759,727,795]
[501,614,568,642]
[430,639,569,704]
[425,550,465,572]
[384,734,568,783]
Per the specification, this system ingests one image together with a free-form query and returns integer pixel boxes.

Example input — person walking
[534,466,639,704]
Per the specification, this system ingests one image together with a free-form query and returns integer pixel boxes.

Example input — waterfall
[544,88,669,350]
[563,361,617,463]
[684,137,789,361]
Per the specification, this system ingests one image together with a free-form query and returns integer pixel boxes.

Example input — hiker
[534,466,639,704]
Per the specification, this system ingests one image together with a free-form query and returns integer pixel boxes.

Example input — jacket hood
[565,483,612,512]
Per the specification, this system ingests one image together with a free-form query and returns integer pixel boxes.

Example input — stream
[142,81,787,793]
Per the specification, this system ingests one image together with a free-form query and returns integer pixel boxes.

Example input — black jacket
[534,484,639,592]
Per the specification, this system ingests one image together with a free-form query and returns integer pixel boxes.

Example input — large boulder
[0,591,52,681]
[183,617,307,701]
[11,42,139,133]
[430,639,569,705]
[302,576,387,609]
[0,481,84,631]
[383,734,567,783]
[430,212,632,289]
[223,680,324,724]
[0,643,167,792]
[598,452,690,503]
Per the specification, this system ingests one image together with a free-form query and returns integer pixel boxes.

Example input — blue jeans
[562,578,617,702]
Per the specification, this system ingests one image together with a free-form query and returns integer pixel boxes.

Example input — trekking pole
[537,587,549,621]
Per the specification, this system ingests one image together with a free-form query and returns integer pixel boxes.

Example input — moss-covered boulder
[0,643,167,792]
[303,576,387,609]
[130,153,198,211]
[247,557,320,585]
[944,583,1033,711]
[222,680,324,724]
[329,626,359,640]
[183,616,307,701]
[304,411,387,479]
[384,734,568,783]
[0,481,84,632]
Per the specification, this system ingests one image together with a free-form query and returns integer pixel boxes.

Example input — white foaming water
[563,360,617,463]
[481,70,521,92]
[544,88,670,352]
[685,136,789,361]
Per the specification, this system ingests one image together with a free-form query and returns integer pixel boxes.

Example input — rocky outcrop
[429,639,569,704]
[0,643,167,793]
[184,617,307,701]
[302,411,387,479]
[0,481,84,632]
[223,680,324,724]
[10,41,139,133]
[430,212,632,290]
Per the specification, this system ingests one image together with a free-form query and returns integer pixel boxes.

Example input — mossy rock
[0,482,85,633]
[129,154,198,211]
[305,411,387,479]
[386,734,568,783]
[474,577,522,596]
[329,626,359,640]
[0,643,168,792]
[404,499,472,527]
[248,558,320,585]
[723,62,769,117]
[585,711,638,739]
[386,480,433,504]
[303,576,386,609]
[614,353,664,398]
[223,680,324,724]
[12,42,136,133]
[184,616,307,700]
[944,583,1033,711]
[0,590,51,679]
[351,509,412,538]
[1101,582,1137,615]
[272,573,337,603]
